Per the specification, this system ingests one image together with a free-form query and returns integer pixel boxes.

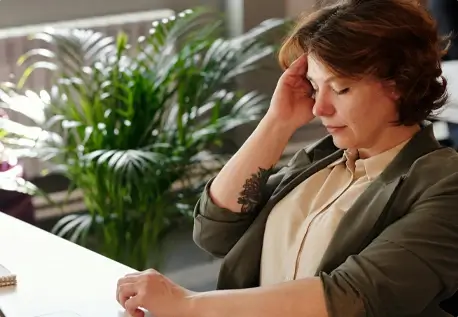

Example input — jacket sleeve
[192,149,311,258]
[319,173,458,317]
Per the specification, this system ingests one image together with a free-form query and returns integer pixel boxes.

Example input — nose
[312,93,335,117]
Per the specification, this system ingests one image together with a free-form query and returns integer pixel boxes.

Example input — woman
[116,0,458,316]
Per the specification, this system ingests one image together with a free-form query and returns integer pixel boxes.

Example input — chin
[330,134,355,150]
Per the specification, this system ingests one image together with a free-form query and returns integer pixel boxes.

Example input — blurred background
[0,0,456,292]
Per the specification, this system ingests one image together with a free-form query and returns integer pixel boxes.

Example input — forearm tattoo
[237,166,274,213]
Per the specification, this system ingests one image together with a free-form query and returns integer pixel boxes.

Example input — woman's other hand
[116,269,195,317]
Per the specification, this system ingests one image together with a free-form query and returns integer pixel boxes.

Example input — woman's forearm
[209,115,296,213]
[188,277,328,317]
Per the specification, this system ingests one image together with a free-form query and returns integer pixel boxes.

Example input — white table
[0,212,137,317]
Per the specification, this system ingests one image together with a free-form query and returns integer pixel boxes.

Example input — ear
[382,80,400,102]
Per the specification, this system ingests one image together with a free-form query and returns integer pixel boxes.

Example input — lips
[325,126,346,133]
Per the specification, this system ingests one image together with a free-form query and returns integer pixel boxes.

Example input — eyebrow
[306,75,339,84]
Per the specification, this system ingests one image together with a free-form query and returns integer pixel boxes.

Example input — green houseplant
[0,8,286,269]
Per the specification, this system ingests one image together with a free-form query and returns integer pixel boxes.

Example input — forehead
[306,54,381,89]
[306,55,334,81]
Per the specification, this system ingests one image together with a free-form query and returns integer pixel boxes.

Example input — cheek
[337,100,385,142]
[340,90,391,129]
[336,98,372,128]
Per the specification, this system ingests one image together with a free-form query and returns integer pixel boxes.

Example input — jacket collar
[309,121,439,179]
[315,121,441,274]
[377,121,440,183]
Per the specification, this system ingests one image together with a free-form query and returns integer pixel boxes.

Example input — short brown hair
[279,0,449,125]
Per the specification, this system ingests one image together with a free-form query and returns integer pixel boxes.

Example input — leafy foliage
[0,8,286,269]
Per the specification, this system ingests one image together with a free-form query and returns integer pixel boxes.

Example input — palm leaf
[0,175,37,195]
[0,88,47,124]
[18,28,117,89]
[0,117,63,144]
[52,213,93,243]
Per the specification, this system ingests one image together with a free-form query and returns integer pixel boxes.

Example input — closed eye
[336,88,350,95]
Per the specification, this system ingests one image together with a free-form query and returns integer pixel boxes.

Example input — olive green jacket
[193,122,458,317]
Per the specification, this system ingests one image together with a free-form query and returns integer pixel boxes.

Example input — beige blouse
[260,141,409,286]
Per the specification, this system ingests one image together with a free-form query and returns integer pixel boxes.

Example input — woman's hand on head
[266,54,315,131]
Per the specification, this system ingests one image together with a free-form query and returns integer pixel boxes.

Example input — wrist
[186,291,220,317]
[259,114,297,141]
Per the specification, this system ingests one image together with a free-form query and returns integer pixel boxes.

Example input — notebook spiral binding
[0,274,16,287]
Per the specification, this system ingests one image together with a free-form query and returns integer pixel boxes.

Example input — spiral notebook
[0,264,16,287]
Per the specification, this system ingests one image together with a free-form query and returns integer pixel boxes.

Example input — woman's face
[306,54,402,154]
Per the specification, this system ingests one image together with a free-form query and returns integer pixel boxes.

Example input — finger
[125,296,145,317]
[282,70,313,90]
[287,53,308,76]
[117,275,139,300]
[126,308,145,317]
[117,283,138,307]
[118,275,140,287]
[144,268,161,276]
[125,272,141,277]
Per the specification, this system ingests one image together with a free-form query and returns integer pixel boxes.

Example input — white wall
[0,0,319,30]
[0,0,222,29]
[286,0,317,17]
